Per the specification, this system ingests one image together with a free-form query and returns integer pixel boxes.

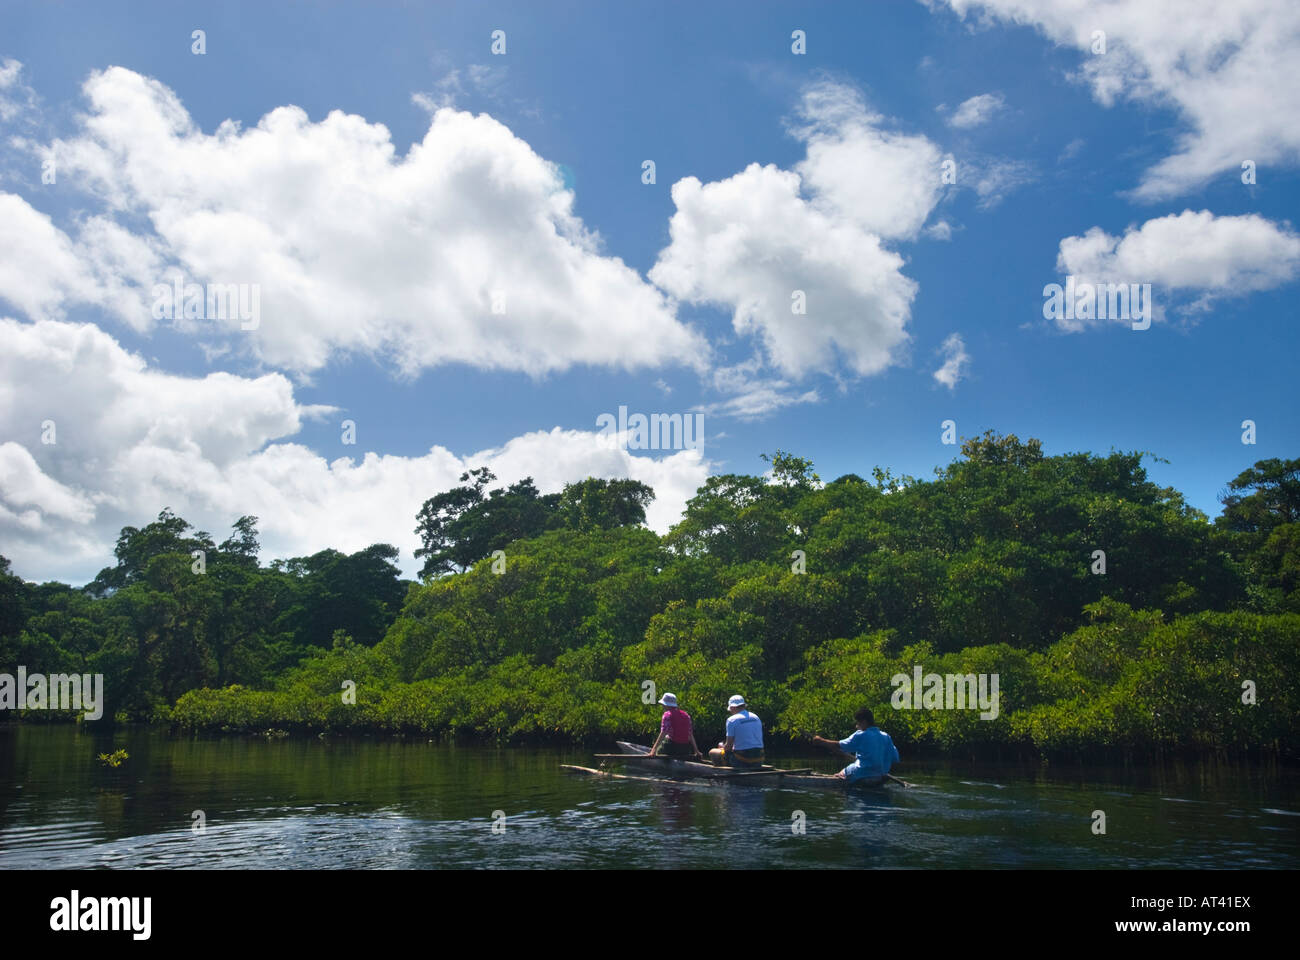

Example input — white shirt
[725,709,763,750]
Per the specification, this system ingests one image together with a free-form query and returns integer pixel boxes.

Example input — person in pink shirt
[649,692,703,759]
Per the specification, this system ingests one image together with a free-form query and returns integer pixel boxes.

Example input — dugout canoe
[600,741,791,778]
[575,741,899,790]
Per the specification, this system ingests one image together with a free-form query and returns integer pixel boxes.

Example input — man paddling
[649,692,703,759]
[811,708,899,784]
[708,695,765,768]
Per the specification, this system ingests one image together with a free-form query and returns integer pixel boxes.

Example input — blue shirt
[725,710,764,750]
[838,727,899,781]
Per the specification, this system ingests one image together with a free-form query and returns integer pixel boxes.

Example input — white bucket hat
[727,695,746,708]
[659,692,679,707]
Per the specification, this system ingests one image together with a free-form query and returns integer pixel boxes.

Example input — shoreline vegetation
[3,434,1297,762]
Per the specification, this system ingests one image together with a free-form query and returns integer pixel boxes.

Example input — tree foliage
[2,512,407,719]
[4,440,1298,759]
[413,470,654,578]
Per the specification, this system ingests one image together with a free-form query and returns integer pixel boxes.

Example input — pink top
[661,708,693,743]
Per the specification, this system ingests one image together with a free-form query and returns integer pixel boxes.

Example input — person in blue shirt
[811,708,899,783]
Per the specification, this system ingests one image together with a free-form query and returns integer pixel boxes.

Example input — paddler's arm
[810,735,855,758]
[649,728,666,756]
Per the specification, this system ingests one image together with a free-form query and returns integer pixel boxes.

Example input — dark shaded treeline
[2,435,1297,760]
[0,515,408,715]
[0,475,653,717]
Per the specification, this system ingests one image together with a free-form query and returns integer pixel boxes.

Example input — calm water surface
[1,726,1295,869]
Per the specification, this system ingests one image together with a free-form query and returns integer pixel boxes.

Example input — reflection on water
[0,726,1295,869]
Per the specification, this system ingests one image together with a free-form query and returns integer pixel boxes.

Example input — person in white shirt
[708,695,765,768]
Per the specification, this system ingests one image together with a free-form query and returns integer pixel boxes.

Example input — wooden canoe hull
[768,773,888,791]
[615,757,751,777]
[563,762,887,791]
[612,740,772,777]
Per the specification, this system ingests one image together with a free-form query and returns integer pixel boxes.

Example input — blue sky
[1,0,1297,583]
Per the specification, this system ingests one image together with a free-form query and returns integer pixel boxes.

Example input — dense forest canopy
[2,434,1297,759]
[413,471,654,577]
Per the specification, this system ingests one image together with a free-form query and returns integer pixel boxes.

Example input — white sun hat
[727,695,746,708]
[659,692,679,707]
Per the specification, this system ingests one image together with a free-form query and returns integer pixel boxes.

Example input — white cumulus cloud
[25,66,705,378]
[1055,210,1300,293]
[931,0,1300,199]
[651,163,917,379]
[794,81,951,241]
[0,318,710,584]
[650,82,946,382]
[1055,209,1300,323]
[947,92,1005,129]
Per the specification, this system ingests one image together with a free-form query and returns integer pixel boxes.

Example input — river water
[1,726,1295,869]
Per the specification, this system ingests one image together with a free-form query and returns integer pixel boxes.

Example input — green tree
[414,469,560,577]
[1217,458,1300,611]
[554,477,655,532]
[0,555,31,643]
[1218,458,1300,533]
